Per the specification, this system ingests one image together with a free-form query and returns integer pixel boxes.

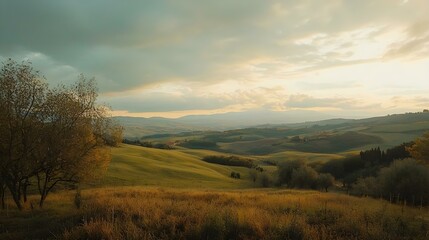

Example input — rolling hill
[114,109,332,137]
[100,144,254,189]
[97,143,348,189]
[136,111,429,155]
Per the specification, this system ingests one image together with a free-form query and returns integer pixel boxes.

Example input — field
[100,144,348,189]
[101,144,254,189]
[2,112,429,240]
[1,187,428,239]
[136,112,429,156]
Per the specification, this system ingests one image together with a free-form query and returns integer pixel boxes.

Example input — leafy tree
[351,177,380,197]
[379,159,429,205]
[259,172,272,188]
[0,59,47,210]
[319,159,345,179]
[249,168,258,184]
[408,132,429,164]
[277,159,305,186]
[34,77,114,207]
[0,60,121,209]
[317,173,335,192]
[290,166,318,189]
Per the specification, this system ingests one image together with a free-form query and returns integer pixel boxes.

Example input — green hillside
[134,112,429,156]
[101,144,254,189]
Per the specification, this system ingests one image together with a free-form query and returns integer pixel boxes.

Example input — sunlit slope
[102,144,253,189]
[263,150,347,164]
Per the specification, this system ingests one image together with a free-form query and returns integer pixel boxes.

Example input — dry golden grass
[56,187,429,240]
[1,187,428,239]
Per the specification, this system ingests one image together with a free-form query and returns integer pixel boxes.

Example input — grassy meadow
[1,143,429,239]
[101,144,254,189]
[1,187,428,239]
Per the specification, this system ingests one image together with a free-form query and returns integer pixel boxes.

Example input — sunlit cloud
[1,0,428,118]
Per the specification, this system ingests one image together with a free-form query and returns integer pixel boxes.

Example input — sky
[1,0,428,119]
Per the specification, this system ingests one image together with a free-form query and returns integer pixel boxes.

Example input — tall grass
[0,187,427,239]
[59,187,428,240]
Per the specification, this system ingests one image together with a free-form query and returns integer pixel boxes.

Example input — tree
[259,172,272,188]
[317,173,335,192]
[0,59,47,210]
[351,177,380,197]
[408,132,429,164]
[379,159,429,205]
[0,60,121,209]
[290,166,318,189]
[277,159,305,186]
[34,77,114,207]
[249,168,258,184]
[0,180,6,209]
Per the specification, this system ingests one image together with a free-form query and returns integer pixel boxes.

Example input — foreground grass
[1,187,428,239]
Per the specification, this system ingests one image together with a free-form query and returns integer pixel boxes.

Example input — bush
[230,172,240,179]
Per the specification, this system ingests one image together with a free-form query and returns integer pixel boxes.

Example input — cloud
[285,94,380,110]
[384,20,429,59]
[101,85,289,114]
[390,96,429,108]
[1,0,428,117]
[2,1,427,90]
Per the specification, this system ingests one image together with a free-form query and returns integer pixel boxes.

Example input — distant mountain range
[114,109,333,137]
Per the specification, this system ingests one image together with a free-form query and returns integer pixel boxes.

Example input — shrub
[230,172,240,179]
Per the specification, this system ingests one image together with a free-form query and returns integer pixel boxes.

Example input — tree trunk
[9,187,23,210]
[0,185,5,210]
[37,173,48,208]
[39,193,47,208]
[22,180,29,203]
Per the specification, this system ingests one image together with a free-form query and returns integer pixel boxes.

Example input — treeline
[179,139,218,149]
[0,60,122,210]
[202,155,255,168]
[277,160,335,192]
[351,159,429,205]
[319,142,413,188]
[123,139,175,150]
[359,143,413,166]
[318,137,429,205]
[272,136,429,206]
